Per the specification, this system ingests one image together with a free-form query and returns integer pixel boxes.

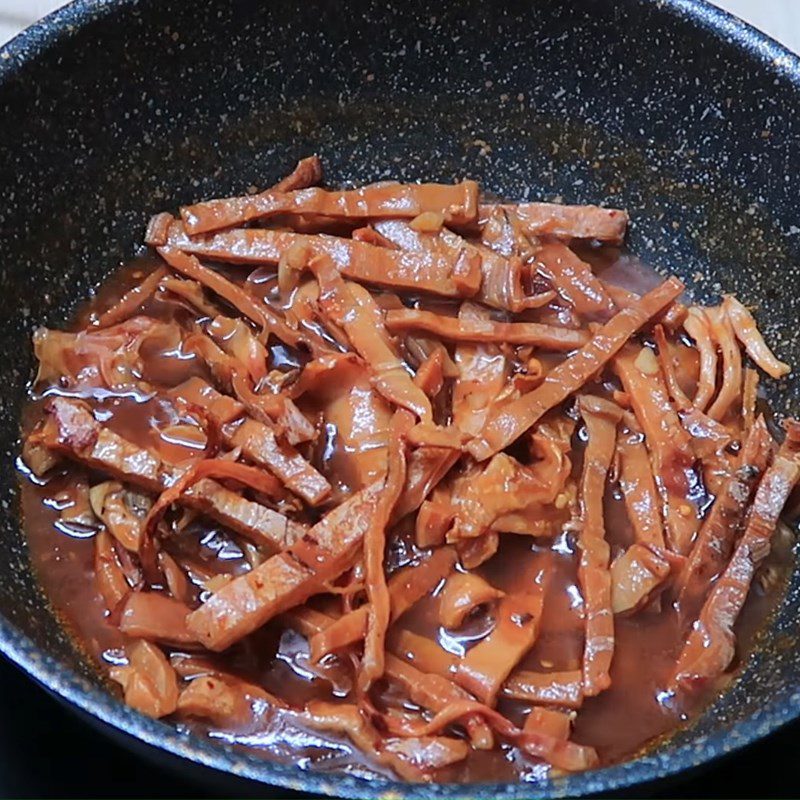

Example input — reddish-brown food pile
[19,155,800,782]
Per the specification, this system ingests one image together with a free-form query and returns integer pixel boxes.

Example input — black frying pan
[1,1,799,797]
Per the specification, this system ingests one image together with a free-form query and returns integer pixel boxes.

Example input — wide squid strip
[614,347,700,556]
[483,202,628,243]
[452,302,509,437]
[170,378,330,506]
[467,277,685,460]
[118,592,195,646]
[455,590,545,706]
[283,606,494,749]
[373,218,545,312]
[157,245,310,351]
[39,397,303,550]
[186,482,382,650]
[524,707,572,741]
[676,417,774,625]
[156,155,325,239]
[577,396,622,696]
[616,414,666,549]
[610,543,679,616]
[181,180,479,235]
[142,458,285,538]
[533,240,615,318]
[673,422,800,688]
[161,221,473,299]
[603,283,688,330]
[501,670,584,710]
[384,307,588,350]
[390,629,457,677]
[310,256,432,420]
[309,547,457,661]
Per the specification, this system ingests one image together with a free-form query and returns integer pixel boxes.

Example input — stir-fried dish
[18,156,798,782]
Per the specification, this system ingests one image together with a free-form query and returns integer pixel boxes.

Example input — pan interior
[1,0,799,796]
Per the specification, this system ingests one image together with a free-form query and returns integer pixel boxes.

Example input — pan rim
[1,0,799,796]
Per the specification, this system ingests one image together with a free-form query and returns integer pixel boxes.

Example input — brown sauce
[18,245,794,784]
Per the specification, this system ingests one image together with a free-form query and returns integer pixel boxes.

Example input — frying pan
[1,0,799,796]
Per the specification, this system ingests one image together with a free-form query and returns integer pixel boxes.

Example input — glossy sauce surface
[19,249,793,783]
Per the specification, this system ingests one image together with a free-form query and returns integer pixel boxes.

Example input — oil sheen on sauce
[18,248,795,783]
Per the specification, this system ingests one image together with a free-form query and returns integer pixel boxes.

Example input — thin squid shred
[723,295,790,379]
[614,347,700,556]
[360,412,413,690]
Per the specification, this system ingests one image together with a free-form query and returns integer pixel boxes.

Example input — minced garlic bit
[634,346,660,376]
[409,211,445,232]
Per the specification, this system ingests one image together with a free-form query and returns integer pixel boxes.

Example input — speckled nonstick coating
[0,0,798,796]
